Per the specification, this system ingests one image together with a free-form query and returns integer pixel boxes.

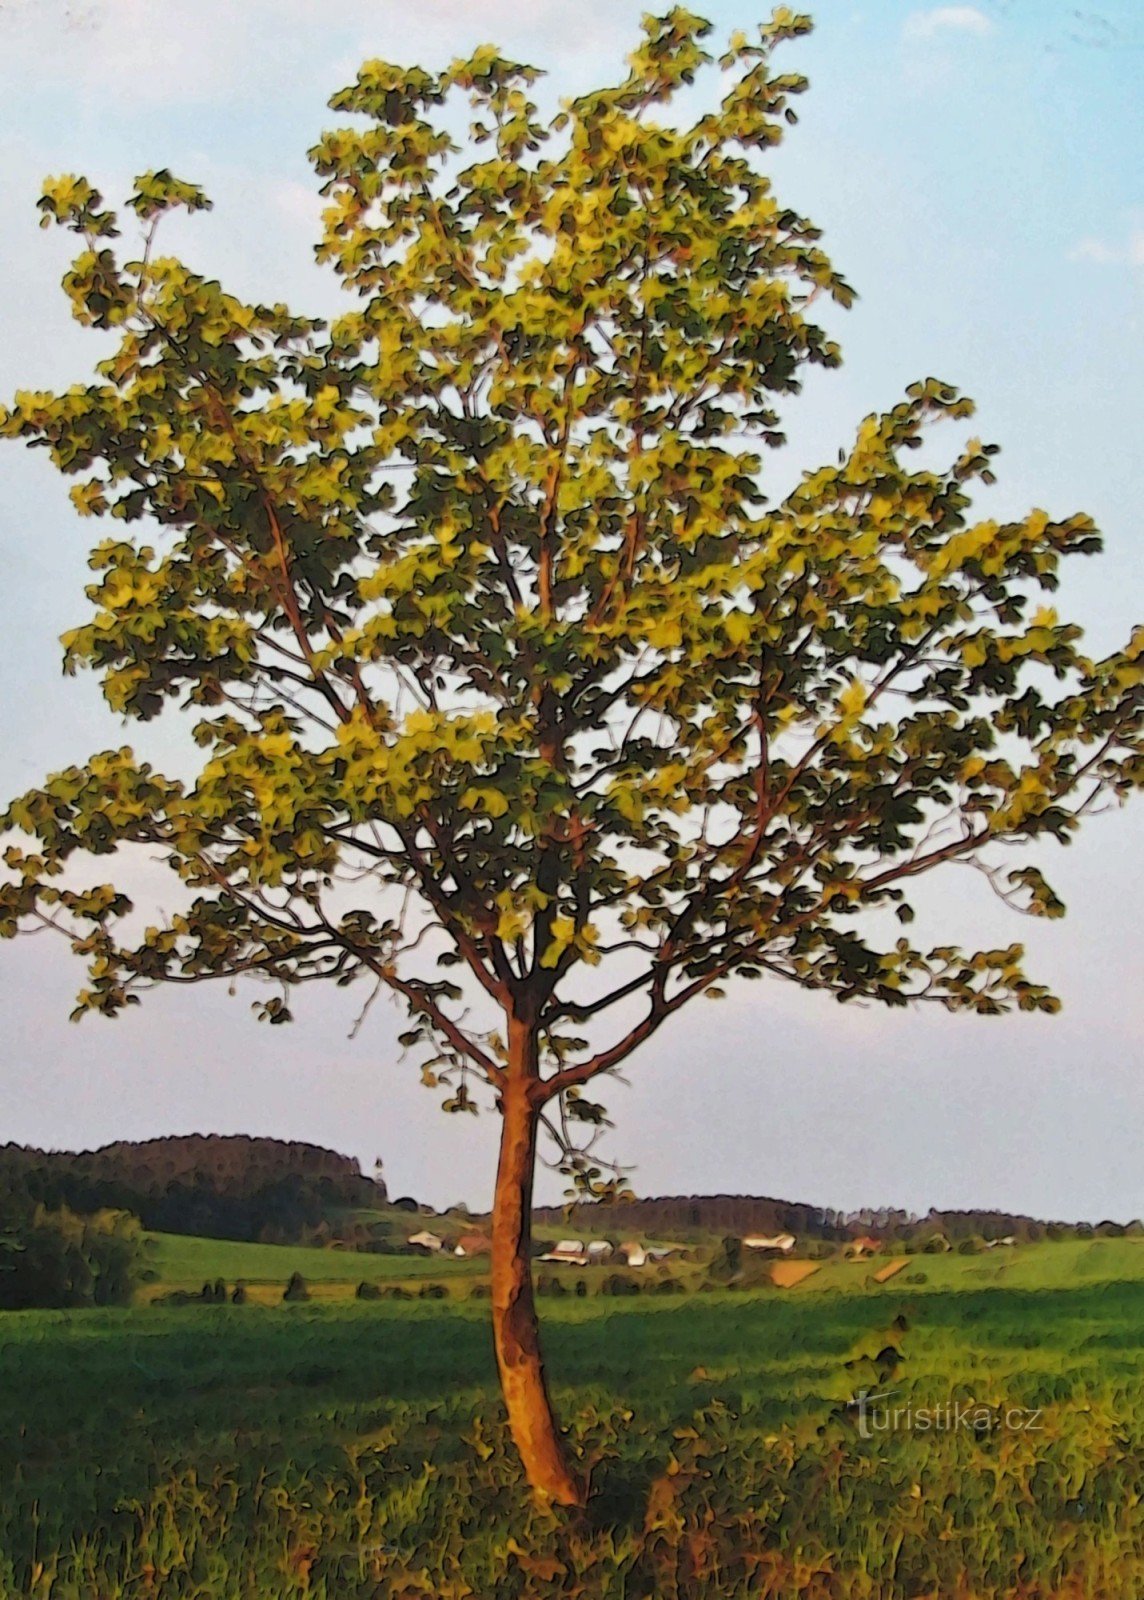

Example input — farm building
[453,1233,492,1258]
[539,1239,588,1265]
[845,1236,881,1259]
[742,1233,796,1254]
[407,1230,445,1253]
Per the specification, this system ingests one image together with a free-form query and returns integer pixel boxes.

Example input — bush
[418,1282,449,1299]
[231,1281,247,1305]
[709,1236,743,1281]
[601,1274,641,1297]
[355,1280,382,1300]
[155,1288,201,1307]
[282,1272,309,1302]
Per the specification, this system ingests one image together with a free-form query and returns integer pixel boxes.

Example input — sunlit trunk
[489,1027,584,1507]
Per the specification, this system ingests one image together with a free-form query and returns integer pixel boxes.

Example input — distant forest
[1,1137,1134,1249]
[0,1135,383,1243]
[533,1193,1140,1246]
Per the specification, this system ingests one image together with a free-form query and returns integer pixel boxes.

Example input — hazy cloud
[1069,224,1144,269]
[904,6,995,40]
[0,0,636,107]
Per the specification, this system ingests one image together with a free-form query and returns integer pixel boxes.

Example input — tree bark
[490,1024,584,1506]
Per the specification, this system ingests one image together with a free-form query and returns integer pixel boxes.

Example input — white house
[539,1238,588,1265]
[619,1239,648,1267]
[742,1233,796,1254]
[407,1229,444,1253]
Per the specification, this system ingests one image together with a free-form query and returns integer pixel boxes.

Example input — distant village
[403,1225,1022,1266]
[407,1228,687,1266]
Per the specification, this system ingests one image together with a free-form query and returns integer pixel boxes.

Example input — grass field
[4,1237,1144,1597]
[143,1230,487,1292]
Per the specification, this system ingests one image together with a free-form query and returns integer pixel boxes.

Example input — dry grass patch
[872,1258,909,1284]
[771,1259,821,1289]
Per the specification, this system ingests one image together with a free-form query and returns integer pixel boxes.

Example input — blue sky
[0,0,1140,1216]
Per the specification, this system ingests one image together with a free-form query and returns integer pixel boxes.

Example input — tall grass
[4,1249,1144,1596]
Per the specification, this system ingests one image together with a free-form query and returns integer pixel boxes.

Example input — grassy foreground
[4,1240,1144,1598]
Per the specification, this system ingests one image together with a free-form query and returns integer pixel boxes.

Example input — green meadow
[4,1236,1144,1597]
[144,1230,487,1290]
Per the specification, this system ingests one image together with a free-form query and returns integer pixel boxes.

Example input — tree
[0,8,1140,1504]
[282,1271,310,1303]
[0,1206,142,1310]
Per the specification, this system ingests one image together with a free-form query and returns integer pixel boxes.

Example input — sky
[0,0,1140,1218]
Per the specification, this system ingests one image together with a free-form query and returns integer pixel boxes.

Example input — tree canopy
[1,4,1141,1501]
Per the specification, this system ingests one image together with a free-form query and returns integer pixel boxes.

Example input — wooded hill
[1,1138,1131,1249]
[532,1193,1136,1246]
[0,1135,383,1243]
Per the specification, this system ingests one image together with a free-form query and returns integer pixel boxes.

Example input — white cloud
[904,7,995,41]
[1070,238,1123,266]
[0,0,636,108]
[1069,223,1144,269]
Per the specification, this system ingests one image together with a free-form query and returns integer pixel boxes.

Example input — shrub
[155,1288,200,1307]
[282,1272,309,1302]
[231,1281,247,1305]
[710,1236,743,1281]
[355,1280,382,1301]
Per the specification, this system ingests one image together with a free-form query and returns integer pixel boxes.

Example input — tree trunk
[490,1032,584,1506]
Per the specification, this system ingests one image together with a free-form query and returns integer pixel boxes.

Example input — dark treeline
[2,1141,1135,1252]
[0,1135,384,1244]
[532,1194,1138,1244]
